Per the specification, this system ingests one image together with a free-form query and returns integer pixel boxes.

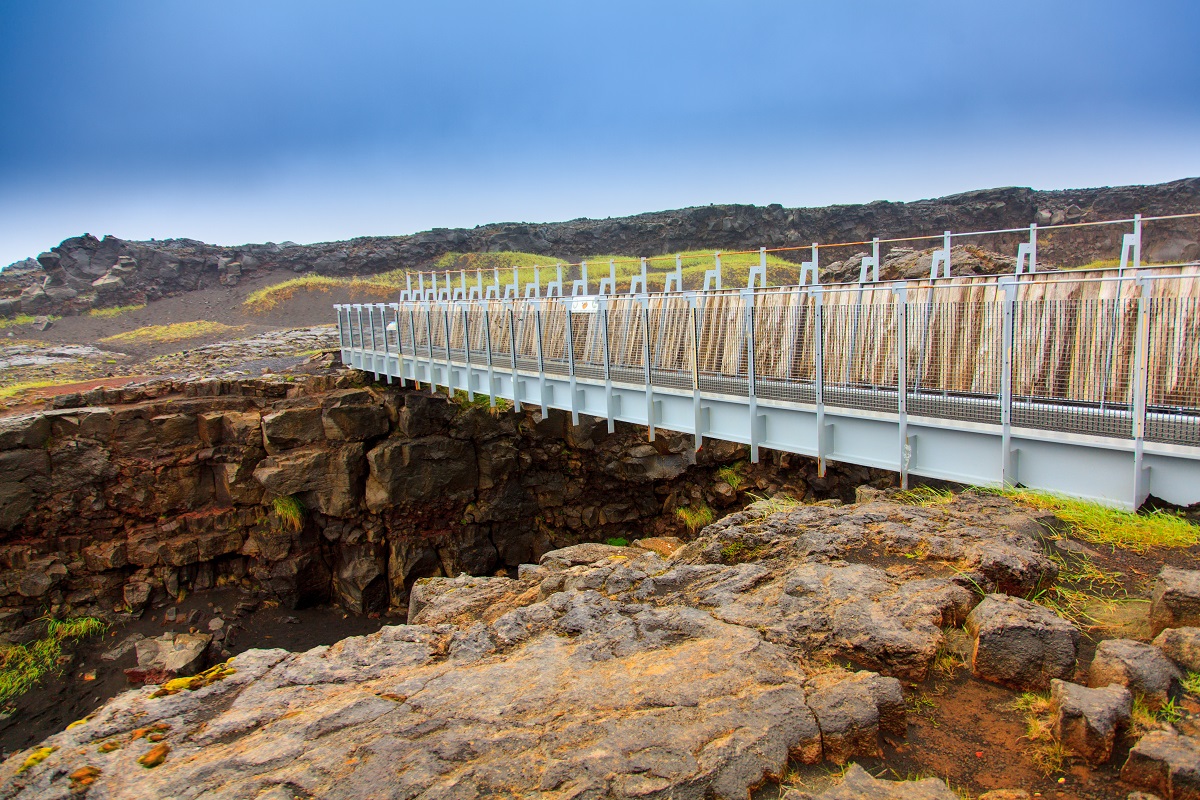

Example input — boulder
[397,392,454,437]
[1049,678,1132,763]
[1120,730,1200,800]
[1151,567,1200,635]
[1089,639,1183,708]
[363,435,477,511]
[322,404,389,441]
[124,632,211,684]
[1153,627,1200,672]
[807,671,906,764]
[261,406,325,452]
[632,536,686,558]
[965,593,1080,689]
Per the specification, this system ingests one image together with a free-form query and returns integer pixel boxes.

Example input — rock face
[1153,627,1200,672]
[3,179,1198,317]
[965,594,1080,690]
[1089,639,1183,708]
[1121,729,1200,800]
[0,492,1073,798]
[0,369,885,635]
[784,764,961,800]
[1151,567,1200,635]
[1049,679,1132,764]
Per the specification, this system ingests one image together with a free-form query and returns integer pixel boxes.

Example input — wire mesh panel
[1011,280,1137,438]
[511,301,541,371]
[820,287,898,413]
[1146,293,1200,445]
[605,297,647,384]
[385,305,401,351]
[486,301,515,368]
[753,288,817,404]
[696,292,748,395]
[648,295,693,390]
[905,284,1003,424]
[427,305,450,358]
[447,304,468,362]
[463,305,489,365]
[539,299,570,376]
[567,301,604,381]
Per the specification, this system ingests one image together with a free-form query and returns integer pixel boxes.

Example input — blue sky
[1,0,1198,266]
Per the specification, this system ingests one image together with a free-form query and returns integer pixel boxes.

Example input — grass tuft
[605,537,629,547]
[0,616,108,705]
[0,379,72,400]
[271,495,306,532]
[88,303,146,318]
[0,314,60,330]
[1184,671,1200,697]
[716,464,744,491]
[745,492,800,516]
[982,487,1199,552]
[895,485,955,507]
[99,321,246,346]
[676,503,714,534]
[1008,691,1065,775]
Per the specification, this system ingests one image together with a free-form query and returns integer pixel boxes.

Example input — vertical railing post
[534,301,548,418]
[407,304,421,389]
[460,303,474,402]
[424,302,436,394]
[379,304,392,384]
[482,302,496,408]
[565,303,579,425]
[813,286,827,476]
[600,294,615,433]
[641,299,654,441]
[1000,278,1017,486]
[335,305,345,351]
[743,288,759,462]
[392,304,404,385]
[1131,278,1151,507]
[894,283,910,489]
[355,305,365,373]
[690,296,703,452]
[507,303,520,408]
[442,300,454,399]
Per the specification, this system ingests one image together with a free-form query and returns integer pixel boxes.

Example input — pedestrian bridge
[334,213,1200,509]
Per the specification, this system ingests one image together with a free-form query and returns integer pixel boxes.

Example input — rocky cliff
[3,179,1197,317]
[0,361,879,640]
[0,490,1065,799]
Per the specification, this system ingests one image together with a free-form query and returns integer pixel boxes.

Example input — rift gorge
[1,183,1200,799]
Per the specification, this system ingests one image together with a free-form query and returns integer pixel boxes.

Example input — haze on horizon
[1,0,1198,268]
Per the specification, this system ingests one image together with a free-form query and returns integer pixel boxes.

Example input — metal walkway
[334,215,1200,509]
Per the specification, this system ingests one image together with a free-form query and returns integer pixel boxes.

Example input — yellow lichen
[66,716,92,730]
[137,743,169,768]
[97,740,121,753]
[150,660,236,698]
[17,746,57,774]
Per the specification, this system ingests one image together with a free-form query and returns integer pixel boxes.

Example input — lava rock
[807,671,906,764]
[1120,729,1200,800]
[1089,639,1183,708]
[784,764,960,800]
[124,632,212,684]
[1153,627,1200,672]
[1050,679,1132,764]
[965,593,1080,689]
[1152,568,1200,636]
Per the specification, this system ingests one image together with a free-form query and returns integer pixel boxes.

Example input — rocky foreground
[4,491,1198,799]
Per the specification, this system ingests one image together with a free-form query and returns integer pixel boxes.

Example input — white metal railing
[334,213,1200,508]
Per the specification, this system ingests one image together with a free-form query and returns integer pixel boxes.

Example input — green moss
[271,495,306,532]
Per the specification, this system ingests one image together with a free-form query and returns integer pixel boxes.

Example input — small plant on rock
[272,495,306,532]
[716,465,744,491]
[605,537,629,547]
[1184,671,1200,697]
[0,616,107,705]
[675,503,714,534]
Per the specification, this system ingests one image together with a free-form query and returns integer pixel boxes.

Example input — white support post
[859,238,880,283]
[598,260,617,295]
[392,304,404,384]
[334,305,345,350]
[379,304,392,384]
[929,231,951,279]
[800,244,819,286]
[704,253,723,291]
[572,261,589,296]
[1119,214,1143,275]
[665,254,683,293]
[748,247,767,289]
[894,284,909,488]
[630,257,648,294]
[600,294,615,433]
[505,268,519,300]
[1000,278,1017,485]
[1015,224,1038,275]
[813,286,827,476]
[354,305,364,372]
[423,303,436,393]
[1131,278,1151,507]
[546,265,564,297]
[525,266,541,299]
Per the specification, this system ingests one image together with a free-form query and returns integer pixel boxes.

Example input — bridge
[334,213,1200,509]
